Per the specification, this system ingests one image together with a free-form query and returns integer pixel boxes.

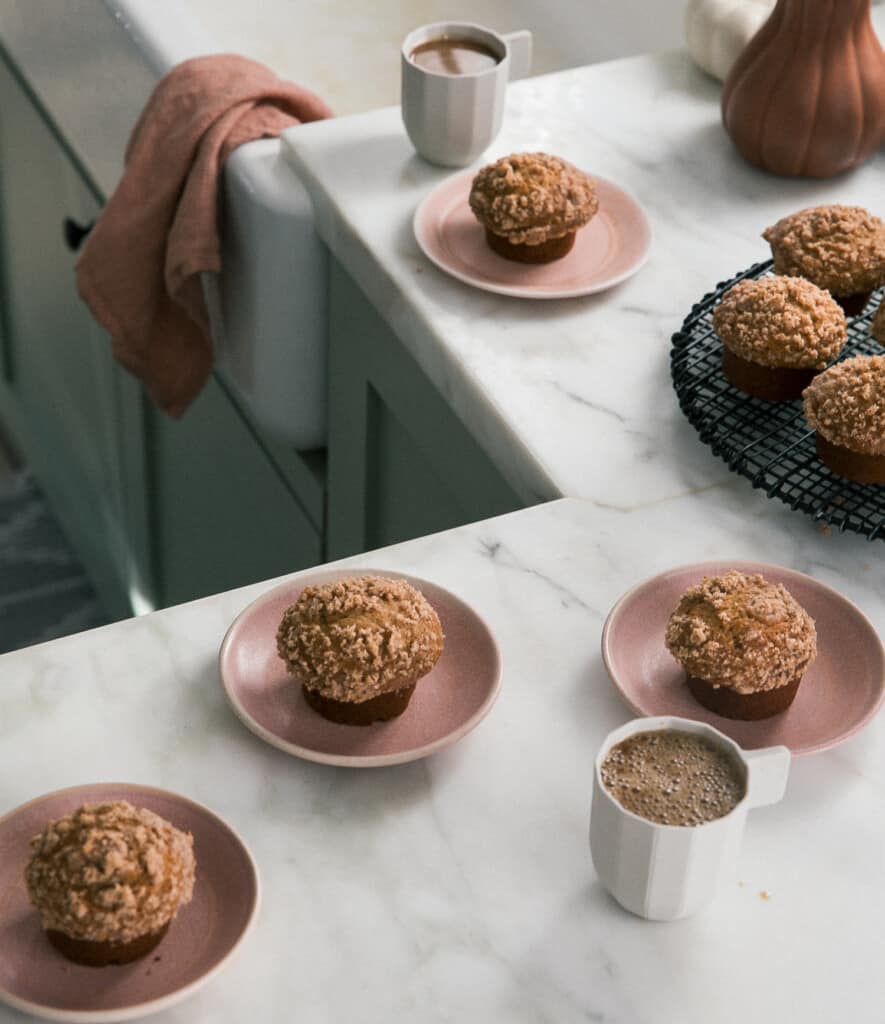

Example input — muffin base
[721,346,818,401]
[686,674,802,721]
[303,682,417,725]
[832,291,871,317]
[816,433,885,484]
[485,228,576,265]
[46,922,169,967]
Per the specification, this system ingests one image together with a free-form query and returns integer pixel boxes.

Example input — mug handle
[503,30,532,81]
[744,745,791,808]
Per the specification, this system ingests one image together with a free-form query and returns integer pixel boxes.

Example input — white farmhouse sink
[1,0,686,449]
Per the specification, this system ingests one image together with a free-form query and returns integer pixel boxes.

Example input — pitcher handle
[744,745,791,809]
[503,30,532,81]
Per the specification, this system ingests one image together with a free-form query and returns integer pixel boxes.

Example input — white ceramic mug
[401,21,532,167]
[589,716,790,921]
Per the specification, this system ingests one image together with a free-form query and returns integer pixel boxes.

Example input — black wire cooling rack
[671,259,885,541]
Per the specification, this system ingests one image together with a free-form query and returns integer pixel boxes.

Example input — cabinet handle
[63,217,94,252]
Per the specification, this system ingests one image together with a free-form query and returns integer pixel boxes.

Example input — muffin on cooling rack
[713,275,846,400]
[25,800,196,967]
[763,205,885,316]
[665,570,817,721]
[803,354,885,484]
[468,152,598,264]
[276,575,445,725]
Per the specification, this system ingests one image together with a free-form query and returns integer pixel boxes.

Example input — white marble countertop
[283,49,885,509]
[3,30,885,1022]
[2,491,884,1023]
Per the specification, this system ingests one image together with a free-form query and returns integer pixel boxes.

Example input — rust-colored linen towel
[76,54,332,417]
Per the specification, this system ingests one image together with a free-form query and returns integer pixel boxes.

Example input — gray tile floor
[0,433,110,654]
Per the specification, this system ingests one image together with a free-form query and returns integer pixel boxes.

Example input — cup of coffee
[401,21,532,167]
[589,716,790,921]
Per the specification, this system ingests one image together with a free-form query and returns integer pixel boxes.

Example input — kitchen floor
[0,428,110,654]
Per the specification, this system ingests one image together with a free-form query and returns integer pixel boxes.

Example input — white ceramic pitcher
[401,21,532,167]
[590,715,790,921]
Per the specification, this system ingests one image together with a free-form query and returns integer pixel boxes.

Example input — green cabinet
[0,53,134,618]
[326,264,526,559]
[0,50,324,618]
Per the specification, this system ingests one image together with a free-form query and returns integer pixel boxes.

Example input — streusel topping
[665,571,817,694]
[713,276,846,368]
[468,152,598,246]
[25,801,195,943]
[763,205,885,296]
[803,354,885,455]
[277,576,444,702]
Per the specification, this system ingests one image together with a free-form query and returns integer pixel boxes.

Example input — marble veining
[1,490,884,1023]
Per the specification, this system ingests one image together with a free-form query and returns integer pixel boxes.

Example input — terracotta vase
[721,0,885,177]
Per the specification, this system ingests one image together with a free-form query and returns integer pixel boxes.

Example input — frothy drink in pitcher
[601,729,745,827]
[409,37,500,75]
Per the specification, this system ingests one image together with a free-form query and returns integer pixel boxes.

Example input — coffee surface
[601,729,745,826]
[409,37,500,75]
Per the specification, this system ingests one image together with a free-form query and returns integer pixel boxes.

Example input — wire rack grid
[671,260,885,541]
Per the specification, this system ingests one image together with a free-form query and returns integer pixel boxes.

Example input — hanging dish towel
[76,54,332,417]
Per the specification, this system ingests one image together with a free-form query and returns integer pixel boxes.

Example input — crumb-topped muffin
[277,575,445,725]
[665,570,817,720]
[25,801,196,967]
[803,354,885,483]
[468,152,598,264]
[713,276,846,399]
[763,205,885,315]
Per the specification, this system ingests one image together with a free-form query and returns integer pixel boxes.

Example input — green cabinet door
[0,54,135,618]
[148,374,322,606]
[326,263,526,559]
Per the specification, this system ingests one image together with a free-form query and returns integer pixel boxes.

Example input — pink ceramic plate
[413,167,651,299]
[0,783,260,1023]
[602,561,885,756]
[219,569,503,767]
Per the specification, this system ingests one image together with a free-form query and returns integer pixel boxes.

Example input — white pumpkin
[684,0,774,82]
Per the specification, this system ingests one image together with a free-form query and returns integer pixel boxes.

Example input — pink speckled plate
[413,167,651,299]
[602,561,885,756]
[0,783,259,1023]
[219,569,503,767]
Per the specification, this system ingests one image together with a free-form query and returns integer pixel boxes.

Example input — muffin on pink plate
[25,800,196,967]
[665,570,817,720]
[468,152,599,264]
